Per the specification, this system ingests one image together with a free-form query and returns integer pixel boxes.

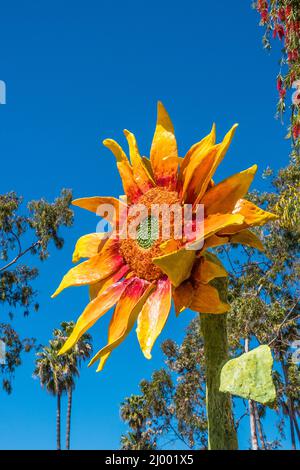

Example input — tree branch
[0,240,41,273]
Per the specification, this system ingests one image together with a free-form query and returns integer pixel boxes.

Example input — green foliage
[0,323,35,394]
[0,189,73,393]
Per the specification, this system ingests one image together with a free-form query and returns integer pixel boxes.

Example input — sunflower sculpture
[52,103,277,449]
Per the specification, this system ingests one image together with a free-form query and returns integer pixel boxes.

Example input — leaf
[219,345,276,405]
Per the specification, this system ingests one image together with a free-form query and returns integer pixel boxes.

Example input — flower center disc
[120,187,181,281]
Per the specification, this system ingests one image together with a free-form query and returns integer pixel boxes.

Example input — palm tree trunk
[245,339,259,450]
[200,313,238,450]
[57,392,61,450]
[254,402,266,449]
[66,387,72,450]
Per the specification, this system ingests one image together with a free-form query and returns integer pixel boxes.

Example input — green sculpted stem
[200,313,238,450]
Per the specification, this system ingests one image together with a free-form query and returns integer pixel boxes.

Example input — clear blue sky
[0,0,292,450]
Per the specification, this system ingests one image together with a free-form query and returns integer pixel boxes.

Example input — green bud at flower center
[137,216,159,249]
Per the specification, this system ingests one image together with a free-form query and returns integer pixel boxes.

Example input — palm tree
[34,322,92,450]
[33,342,66,450]
[52,321,92,450]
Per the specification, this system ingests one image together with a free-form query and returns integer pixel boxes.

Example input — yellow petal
[150,102,178,190]
[182,145,218,203]
[117,160,142,203]
[229,229,264,251]
[159,238,181,255]
[124,129,154,193]
[153,247,196,287]
[190,283,230,313]
[180,125,216,200]
[72,196,126,218]
[233,199,278,226]
[58,279,130,355]
[185,124,238,205]
[201,165,258,216]
[187,213,244,250]
[52,239,124,298]
[142,156,155,180]
[204,213,244,238]
[220,199,278,234]
[180,123,216,178]
[136,278,172,359]
[103,138,128,163]
[89,278,154,369]
[202,234,229,250]
[173,280,193,316]
[192,252,227,284]
[89,264,130,300]
[72,232,107,263]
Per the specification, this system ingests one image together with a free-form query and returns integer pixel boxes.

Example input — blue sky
[0,0,292,450]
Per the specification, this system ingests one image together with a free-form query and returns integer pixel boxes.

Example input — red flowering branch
[253,0,300,148]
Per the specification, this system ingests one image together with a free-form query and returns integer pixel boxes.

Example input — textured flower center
[120,187,182,281]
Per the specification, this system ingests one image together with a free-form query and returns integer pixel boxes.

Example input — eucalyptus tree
[0,189,73,393]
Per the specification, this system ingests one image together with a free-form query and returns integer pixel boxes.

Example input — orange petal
[180,123,216,178]
[52,239,124,297]
[89,264,130,300]
[117,160,143,203]
[173,280,193,316]
[182,145,218,203]
[72,232,108,263]
[229,229,264,251]
[184,124,238,205]
[150,102,178,190]
[59,279,130,355]
[201,165,257,216]
[124,129,154,193]
[187,213,244,250]
[192,252,227,284]
[103,138,128,163]
[190,283,230,313]
[180,125,216,200]
[136,278,172,359]
[89,278,154,370]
